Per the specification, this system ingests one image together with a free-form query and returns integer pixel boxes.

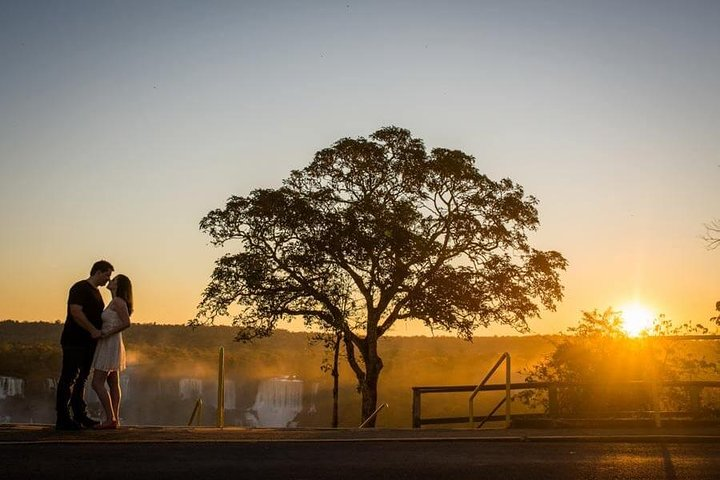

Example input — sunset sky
[1,1,718,337]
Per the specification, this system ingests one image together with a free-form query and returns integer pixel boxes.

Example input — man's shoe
[55,419,82,431]
[76,417,100,429]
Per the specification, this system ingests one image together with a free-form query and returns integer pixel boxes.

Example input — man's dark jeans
[56,344,96,422]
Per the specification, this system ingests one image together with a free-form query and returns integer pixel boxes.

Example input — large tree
[194,126,567,425]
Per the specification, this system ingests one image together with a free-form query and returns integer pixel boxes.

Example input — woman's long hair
[115,274,134,315]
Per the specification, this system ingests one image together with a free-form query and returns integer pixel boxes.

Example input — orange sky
[1,2,718,336]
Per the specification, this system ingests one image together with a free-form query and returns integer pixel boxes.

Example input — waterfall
[179,378,203,400]
[0,376,24,399]
[44,378,57,393]
[308,382,319,414]
[245,376,303,427]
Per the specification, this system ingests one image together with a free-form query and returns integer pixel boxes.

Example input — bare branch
[704,219,720,250]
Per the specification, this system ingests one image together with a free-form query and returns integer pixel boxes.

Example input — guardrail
[412,380,720,428]
[469,353,511,428]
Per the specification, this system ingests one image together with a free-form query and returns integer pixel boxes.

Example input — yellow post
[217,346,225,428]
[505,353,511,428]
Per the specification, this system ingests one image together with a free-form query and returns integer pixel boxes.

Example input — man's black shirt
[60,280,104,347]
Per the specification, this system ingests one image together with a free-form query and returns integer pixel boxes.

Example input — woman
[91,274,132,429]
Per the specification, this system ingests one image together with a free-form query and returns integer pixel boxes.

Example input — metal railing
[468,352,511,428]
[412,380,720,428]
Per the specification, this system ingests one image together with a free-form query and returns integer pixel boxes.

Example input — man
[55,260,114,430]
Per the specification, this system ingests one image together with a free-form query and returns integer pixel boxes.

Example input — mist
[0,321,560,427]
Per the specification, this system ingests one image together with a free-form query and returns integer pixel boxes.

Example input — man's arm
[69,304,102,339]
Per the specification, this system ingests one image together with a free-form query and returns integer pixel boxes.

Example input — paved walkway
[2,423,720,444]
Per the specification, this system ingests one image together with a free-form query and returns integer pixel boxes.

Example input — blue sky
[1,1,718,335]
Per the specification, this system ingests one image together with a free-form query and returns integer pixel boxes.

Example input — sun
[619,303,655,337]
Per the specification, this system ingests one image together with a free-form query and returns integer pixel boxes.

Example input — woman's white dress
[92,308,126,372]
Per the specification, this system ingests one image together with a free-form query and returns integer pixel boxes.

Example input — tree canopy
[194,126,567,423]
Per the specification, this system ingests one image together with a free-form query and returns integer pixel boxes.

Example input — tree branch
[704,219,720,250]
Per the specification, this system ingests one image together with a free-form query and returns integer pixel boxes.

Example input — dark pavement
[2,424,720,479]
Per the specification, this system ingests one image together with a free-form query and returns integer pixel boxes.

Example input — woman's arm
[102,298,132,337]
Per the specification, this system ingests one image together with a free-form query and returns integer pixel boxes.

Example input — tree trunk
[331,331,341,428]
[343,331,383,427]
[359,352,382,427]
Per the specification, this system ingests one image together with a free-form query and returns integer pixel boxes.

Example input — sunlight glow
[619,303,655,337]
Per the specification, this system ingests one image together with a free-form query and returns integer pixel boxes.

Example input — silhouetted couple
[55,260,133,431]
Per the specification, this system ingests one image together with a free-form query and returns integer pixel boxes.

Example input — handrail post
[412,389,422,429]
[217,346,225,428]
[469,397,474,428]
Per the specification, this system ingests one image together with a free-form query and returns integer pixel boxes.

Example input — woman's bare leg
[108,371,121,424]
[91,369,115,423]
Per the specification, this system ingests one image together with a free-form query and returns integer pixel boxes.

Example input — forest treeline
[5,319,718,427]
[0,320,559,427]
